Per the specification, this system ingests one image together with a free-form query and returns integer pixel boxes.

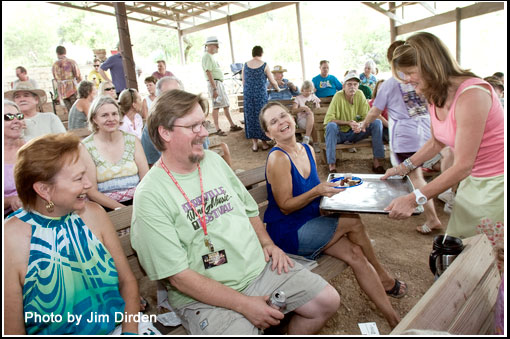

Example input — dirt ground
[141,110,452,335]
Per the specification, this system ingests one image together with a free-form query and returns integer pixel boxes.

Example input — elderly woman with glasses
[99,81,117,100]
[4,100,26,216]
[118,88,143,139]
[4,132,160,335]
[81,95,149,211]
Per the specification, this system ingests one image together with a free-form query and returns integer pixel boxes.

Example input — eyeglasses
[172,121,207,133]
[94,64,100,67]
[105,87,116,91]
[4,113,24,121]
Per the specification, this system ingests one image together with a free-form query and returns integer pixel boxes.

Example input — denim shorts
[296,216,338,260]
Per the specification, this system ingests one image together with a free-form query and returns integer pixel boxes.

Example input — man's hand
[349,120,362,133]
[240,295,284,330]
[261,244,294,274]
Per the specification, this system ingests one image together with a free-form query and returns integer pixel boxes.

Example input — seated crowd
[4,31,504,335]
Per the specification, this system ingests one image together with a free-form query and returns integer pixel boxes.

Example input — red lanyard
[160,158,208,236]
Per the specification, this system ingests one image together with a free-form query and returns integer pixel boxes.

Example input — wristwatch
[413,189,428,205]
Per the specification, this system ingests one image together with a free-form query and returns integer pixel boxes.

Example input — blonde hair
[98,81,115,96]
[88,95,120,132]
[391,32,477,108]
[301,80,315,92]
[118,88,140,116]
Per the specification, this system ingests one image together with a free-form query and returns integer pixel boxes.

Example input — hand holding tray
[321,173,424,214]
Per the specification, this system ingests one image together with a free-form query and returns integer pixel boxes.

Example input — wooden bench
[108,165,347,335]
[390,234,500,335]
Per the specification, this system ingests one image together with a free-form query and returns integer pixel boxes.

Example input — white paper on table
[358,322,380,335]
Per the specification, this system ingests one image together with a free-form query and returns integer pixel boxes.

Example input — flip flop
[216,129,227,136]
[230,125,243,132]
[385,279,407,299]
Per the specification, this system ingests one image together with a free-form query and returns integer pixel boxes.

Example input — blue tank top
[264,144,321,254]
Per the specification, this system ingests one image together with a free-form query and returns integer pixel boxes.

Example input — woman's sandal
[416,224,442,235]
[385,279,407,299]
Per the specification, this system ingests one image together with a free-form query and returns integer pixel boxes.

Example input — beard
[189,136,206,163]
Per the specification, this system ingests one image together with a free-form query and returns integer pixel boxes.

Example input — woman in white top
[141,76,157,120]
[118,88,144,139]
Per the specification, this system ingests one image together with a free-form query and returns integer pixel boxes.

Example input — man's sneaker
[312,142,321,153]
[302,136,310,144]
[348,147,357,153]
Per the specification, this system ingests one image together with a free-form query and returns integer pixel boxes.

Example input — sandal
[251,146,259,152]
[416,224,442,235]
[385,279,407,299]
[216,129,227,136]
[372,165,386,174]
[230,125,243,132]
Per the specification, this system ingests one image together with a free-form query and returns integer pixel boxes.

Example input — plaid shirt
[52,57,81,99]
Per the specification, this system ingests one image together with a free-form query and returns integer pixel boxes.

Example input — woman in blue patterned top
[4,133,142,335]
[260,102,406,329]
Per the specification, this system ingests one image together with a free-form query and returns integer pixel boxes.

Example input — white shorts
[207,80,230,109]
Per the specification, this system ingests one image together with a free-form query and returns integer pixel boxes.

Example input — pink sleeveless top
[429,78,504,177]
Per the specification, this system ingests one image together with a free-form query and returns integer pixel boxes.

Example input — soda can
[267,290,286,310]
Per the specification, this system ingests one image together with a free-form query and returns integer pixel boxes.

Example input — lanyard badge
[160,159,227,269]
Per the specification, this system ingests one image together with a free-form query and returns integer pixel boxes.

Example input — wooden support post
[178,29,185,65]
[227,16,235,64]
[295,2,306,82]
[113,2,138,91]
[456,7,461,64]
[389,2,397,42]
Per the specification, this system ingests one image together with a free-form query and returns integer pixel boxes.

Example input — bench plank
[390,234,500,335]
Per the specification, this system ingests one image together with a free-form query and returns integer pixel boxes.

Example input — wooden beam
[389,2,397,43]
[296,3,306,82]
[456,7,461,64]
[47,2,177,29]
[227,16,235,64]
[396,2,504,36]
[362,2,405,25]
[182,2,296,35]
[114,2,138,91]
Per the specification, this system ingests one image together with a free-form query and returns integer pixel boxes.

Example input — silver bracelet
[403,158,417,172]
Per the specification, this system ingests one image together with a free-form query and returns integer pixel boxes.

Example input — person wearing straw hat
[202,36,243,136]
[267,65,299,101]
[4,81,66,142]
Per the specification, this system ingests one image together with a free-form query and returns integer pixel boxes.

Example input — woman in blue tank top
[260,102,406,329]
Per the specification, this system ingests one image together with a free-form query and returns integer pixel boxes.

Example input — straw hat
[4,81,47,105]
[204,36,220,46]
[343,70,361,83]
[271,65,287,73]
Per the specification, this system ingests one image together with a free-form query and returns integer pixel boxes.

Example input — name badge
[202,250,228,269]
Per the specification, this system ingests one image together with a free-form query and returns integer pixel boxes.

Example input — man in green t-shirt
[131,89,340,335]
[202,36,242,136]
[324,70,385,173]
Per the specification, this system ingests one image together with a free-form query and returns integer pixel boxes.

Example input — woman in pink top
[118,88,144,139]
[381,32,504,239]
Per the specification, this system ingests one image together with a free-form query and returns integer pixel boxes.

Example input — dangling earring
[46,200,55,213]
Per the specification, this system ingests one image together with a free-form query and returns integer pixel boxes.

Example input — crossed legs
[322,214,401,328]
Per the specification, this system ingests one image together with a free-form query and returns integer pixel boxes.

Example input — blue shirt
[312,74,343,98]
[100,53,126,93]
[267,79,300,101]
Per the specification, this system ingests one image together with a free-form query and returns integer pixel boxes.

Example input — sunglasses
[105,87,116,91]
[94,64,100,67]
[4,113,24,121]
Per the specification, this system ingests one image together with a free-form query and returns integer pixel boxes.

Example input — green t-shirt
[131,150,266,308]
[202,52,224,81]
[323,90,370,133]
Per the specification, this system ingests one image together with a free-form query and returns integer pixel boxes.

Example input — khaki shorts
[175,260,328,335]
